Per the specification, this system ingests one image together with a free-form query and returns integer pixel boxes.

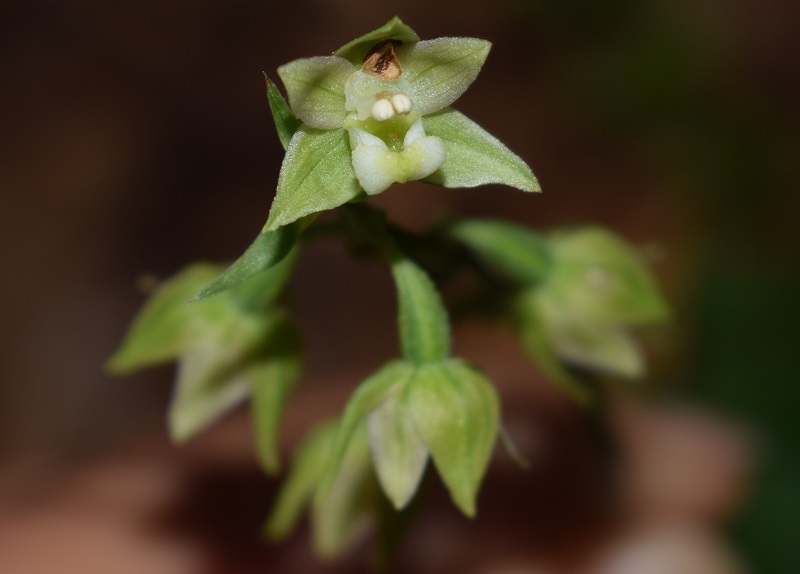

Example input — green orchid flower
[452,221,670,401]
[266,419,383,558]
[107,254,302,473]
[320,358,499,518]
[308,224,500,517]
[517,227,670,382]
[265,17,540,232]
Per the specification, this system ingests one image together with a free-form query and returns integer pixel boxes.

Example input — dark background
[1,0,798,572]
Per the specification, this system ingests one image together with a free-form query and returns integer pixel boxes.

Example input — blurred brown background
[1,0,798,572]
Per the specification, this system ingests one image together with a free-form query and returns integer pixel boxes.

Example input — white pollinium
[390,93,412,114]
[371,98,396,121]
[370,93,413,121]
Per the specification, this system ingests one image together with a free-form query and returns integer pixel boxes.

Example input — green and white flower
[265,17,540,231]
[107,254,302,474]
[451,221,670,402]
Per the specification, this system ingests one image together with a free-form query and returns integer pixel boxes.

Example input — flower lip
[349,118,446,195]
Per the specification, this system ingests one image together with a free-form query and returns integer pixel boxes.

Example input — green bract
[193,81,305,301]
[266,17,539,232]
[107,255,302,473]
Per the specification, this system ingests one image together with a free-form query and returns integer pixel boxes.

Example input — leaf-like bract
[391,259,451,365]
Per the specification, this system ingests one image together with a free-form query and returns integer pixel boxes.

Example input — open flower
[264,17,539,231]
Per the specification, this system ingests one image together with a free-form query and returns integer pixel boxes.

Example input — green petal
[392,258,451,365]
[106,263,224,373]
[318,360,416,500]
[367,387,429,509]
[193,225,301,303]
[265,127,362,232]
[265,419,338,540]
[249,320,303,474]
[399,38,491,115]
[422,108,540,192]
[450,220,552,284]
[334,17,420,64]
[265,74,301,149]
[277,56,353,129]
[547,227,670,325]
[407,360,500,517]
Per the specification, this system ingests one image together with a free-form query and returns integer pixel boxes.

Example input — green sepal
[450,220,552,284]
[423,108,540,192]
[193,223,301,302]
[334,17,420,64]
[265,127,362,232]
[399,38,491,116]
[249,319,303,474]
[407,360,500,517]
[276,57,352,130]
[392,258,451,365]
[265,419,380,558]
[318,360,415,501]
[265,74,301,149]
[367,386,429,510]
[265,419,338,540]
[547,227,670,325]
[107,264,224,373]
